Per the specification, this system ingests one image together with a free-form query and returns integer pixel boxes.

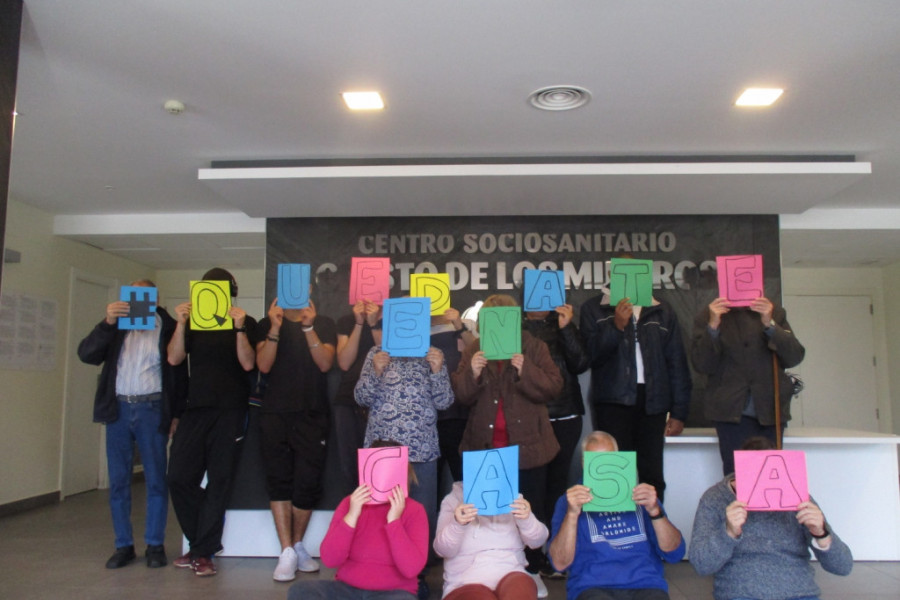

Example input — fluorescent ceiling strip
[199,162,871,180]
[54,212,266,235]
[781,208,900,230]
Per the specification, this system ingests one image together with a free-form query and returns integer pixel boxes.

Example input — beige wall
[0,200,153,506]
[883,262,900,434]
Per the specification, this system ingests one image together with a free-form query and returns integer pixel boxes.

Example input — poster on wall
[225,214,782,511]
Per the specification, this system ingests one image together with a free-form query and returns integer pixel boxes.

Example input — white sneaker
[273,547,298,582]
[531,572,549,599]
[294,542,320,573]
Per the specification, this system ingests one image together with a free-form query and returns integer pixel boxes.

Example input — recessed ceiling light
[735,88,784,107]
[528,85,591,111]
[342,91,385,110]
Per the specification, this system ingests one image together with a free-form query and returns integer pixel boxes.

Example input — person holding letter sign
[691,281,805,475]
[166,268,259,577]
[689,437,852,600]
[288,441,429,600]
[452,295,563,548]
[256,293,337,581]
[549,432,685,600]
[354,340,454,550]
[433,481,549,600]
[77,279,187,569]
[579,261,692,501]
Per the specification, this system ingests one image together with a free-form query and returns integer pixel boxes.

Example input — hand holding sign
[382,297,430,357]
[277,263,310,308]
[463,446,519,516]
[118,286,157,330]
[410,273,451,316]
[734,450,809,511]
[358,446,409,504]
[717,255,763,307]
[478,306,522,360]
[190,281,233,330]
[583,451,637,512]
[350,257,390,305]
[609,258,653,307]
[523,269,565,312]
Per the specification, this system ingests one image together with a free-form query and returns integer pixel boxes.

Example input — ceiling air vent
[528,85,591,111]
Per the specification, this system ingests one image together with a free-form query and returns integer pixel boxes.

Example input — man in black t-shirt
[166,268,260,577]
[255,296,336,582]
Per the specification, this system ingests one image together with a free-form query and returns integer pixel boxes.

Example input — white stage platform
[205,427,900,561]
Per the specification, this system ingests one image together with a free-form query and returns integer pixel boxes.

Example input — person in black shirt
[256,295,336,581]
[166,268,259,577]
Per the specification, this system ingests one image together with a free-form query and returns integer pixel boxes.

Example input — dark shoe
[105,545,136,569]
[145,545,167,568]
[192,556,217,577]
[172,552,194,569]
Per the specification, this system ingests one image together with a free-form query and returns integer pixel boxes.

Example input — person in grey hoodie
[689,438,852,600]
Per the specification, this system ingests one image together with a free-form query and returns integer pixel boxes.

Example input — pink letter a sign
[358,446,408,504]
[735,450,809,511]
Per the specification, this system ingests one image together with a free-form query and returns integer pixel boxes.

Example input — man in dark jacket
[77,279,187,570]
[691,296,805,474]
[580,293,692,501]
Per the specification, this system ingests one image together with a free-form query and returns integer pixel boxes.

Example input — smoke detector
[528,86,591,111]
[163,99,185,115]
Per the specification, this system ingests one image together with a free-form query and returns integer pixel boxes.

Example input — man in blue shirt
[548,431,686,600]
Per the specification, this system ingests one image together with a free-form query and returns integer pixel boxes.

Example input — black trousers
[167,407,246,557]
[593,387,668,501]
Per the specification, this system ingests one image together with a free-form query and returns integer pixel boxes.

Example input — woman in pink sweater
[433,482,549,600]
[287,482,428,600]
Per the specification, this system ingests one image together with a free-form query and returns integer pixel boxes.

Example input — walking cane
[772,353,782,450]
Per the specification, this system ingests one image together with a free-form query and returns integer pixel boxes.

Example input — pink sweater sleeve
[384,499,429,578]
[319,497,354,569]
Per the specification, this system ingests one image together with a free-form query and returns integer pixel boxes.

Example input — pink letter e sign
[716,254,763,307]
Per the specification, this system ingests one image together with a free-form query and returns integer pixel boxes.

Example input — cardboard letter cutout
[382,297,430,357]
[609,258,653,307]
[735,450,808,511]
[410,273,451,316]
[583,451,637,512]
[523,269,565,312]
[358,446,409,504]
[277,263,311,308]
[118,286,157,330]
[190,281,232,330]
[717,254,763,307]
[350,257,390,305]
[463,446,519,516]
[479,306,522,360]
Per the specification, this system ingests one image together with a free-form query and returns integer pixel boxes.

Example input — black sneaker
[105,545,136,569]
[146,544,167,568]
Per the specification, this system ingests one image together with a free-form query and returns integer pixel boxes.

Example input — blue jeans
[106,399,169,548]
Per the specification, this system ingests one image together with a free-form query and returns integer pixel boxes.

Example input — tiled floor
[1,484,898,600]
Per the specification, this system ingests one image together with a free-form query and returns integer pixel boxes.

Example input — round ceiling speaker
[528,86,591,111]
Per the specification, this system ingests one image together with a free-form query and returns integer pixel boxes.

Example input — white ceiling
[8,1,900,271]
